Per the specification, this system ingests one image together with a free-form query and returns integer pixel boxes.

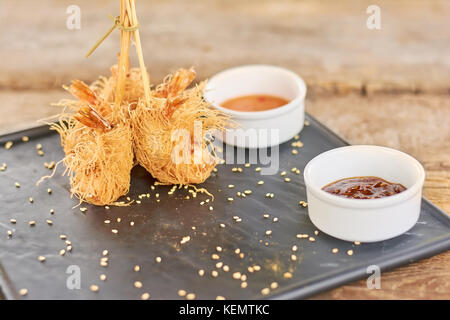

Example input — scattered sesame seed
[216,246,223,252]
[308,237,316,242]
[211,270,219,277]
[134,281,143,289]
[253,265,261,272]
[29,221,36,226]
[36,143,42,150]
[19,288,28,296]
[241,282,248,289]
[60,234,67,240]
[10,219,16,224]
[90,285,99,292]
[50,209,54,214]
[261,288,270,296]
[66,245,72,252]
[104,220,110,224]
[198,269,205,277]
[29,197,33,203]
[255,167,261,172]
[314,230,319,236]
[80,207,87,213]
[100,274,107,281]
[134,265,140,272]
[354,241,361,245]
[216,296,226,300]
[244,190,252,195]
[216,262,223,269]
[332,248,339,254]
[270,282,279,290]
[304,120,310,126]
[219,223,226,228]
[257,180,264,185]
[111,229,118,234]
[5,141,13,150]
[186,293,196,300]
[347,250,354,256]
[38,256,46,262]
[272,217,279,223]
[180,236,191,244]
[291,149,298,155]
[284,177,291,182]
[155,256,162,263]
[209,206,214,211]
[223,265,230,272]
[15,182,20,188]
[46,219,53,226]
[292,245,298,252]
[227,197,234,202]
[291,254,298,261]
[296,233,308,239]
[130,221,135,226]
[232,272,241,280]
[228,184,234,189]
[37,150,44,156]
[141,293,150,300]
[280,171,287,176]
[7,230,13,237]
[265,230,272,236]
[178,289,187,297]
[283,272,292,279]
[60,249,66,256]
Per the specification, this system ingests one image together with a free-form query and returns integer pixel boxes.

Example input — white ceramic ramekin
[303,145,425,242]
[204,65,306,149]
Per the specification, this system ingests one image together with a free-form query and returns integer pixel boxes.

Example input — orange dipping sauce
[221,94,289,112]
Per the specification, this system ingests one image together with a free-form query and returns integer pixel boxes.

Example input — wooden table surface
[0,0,449,299]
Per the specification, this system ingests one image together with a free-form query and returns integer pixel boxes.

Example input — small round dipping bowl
[303,145,425,242]
[204,65,306,149]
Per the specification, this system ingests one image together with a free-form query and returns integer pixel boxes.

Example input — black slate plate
[0,115,449,300]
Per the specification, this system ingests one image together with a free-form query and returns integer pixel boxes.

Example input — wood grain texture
[0,0,448,300]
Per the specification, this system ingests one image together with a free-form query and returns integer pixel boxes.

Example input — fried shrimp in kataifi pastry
[49,80,134,206]
[91,64,148,106]
[131,67,230,185]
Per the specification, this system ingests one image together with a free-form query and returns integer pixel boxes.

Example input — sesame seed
[216,262,223,269]
[36,143,42,150]
[180,236,191,244]
[10,219,16,224]
[7,230,12,237]
[100,261,108,267]
[211,253,220,260]
[111,229,118,234]
[272,217,279,222]
[314,230,319,236]
[90,285,99,292]
[239,253,245,259]
[223,265,230,272]
[234,248,240,254]
[332,248,339,254]
[292,149,298,155]
[5,141,13,150]
[15,182,20,188]
[46,219,53,226]
[232,272,241,280]
[29,197,33,203]
[100,274,107,281]
[38,256,46,262]
[257,180,264,185]
[37,150,44,156]
[283,272,292,279]
[141,293,150,300]
[29,220,35,226]
[240,274,247,281]
[292,245,298,252]
[284,177,291,182]
[216,296,226,300]
[241,282,248,289]
[354,241,361,245]
[291,254,298,261]
[104,220,110,224]
[80,207,87,213]
[209,206,214,211]
[198,269,205,277]
[130,221,135,226]
[47,188,52,194]
[255,167,261,172]
[50,209,54,214]
[261,288,270,296]
[228,184,234,189]
[270,282,279,290]
[211,270,219,277]
[102,250,108,256]
[60,234,67,240]
[134,281,143,289]
[347,250,354,256]
[134,265,140,272]
[216,246,223,252]
[178,289,187,297]
[219,223,225,228]
[60,249,66,256]
[305,120,310,126]
[265,230,272,236]
[280,171,287,176]
[19,288,28,296]
[186,293,196,300]
[308,237,316,242]
[155,257,162,263]
[253,265,261,271]
[244,190,252,195]
[66,246,72,252]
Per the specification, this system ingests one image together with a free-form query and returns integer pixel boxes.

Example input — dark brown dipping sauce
[221,94,289,112]
[322,176,407,200]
